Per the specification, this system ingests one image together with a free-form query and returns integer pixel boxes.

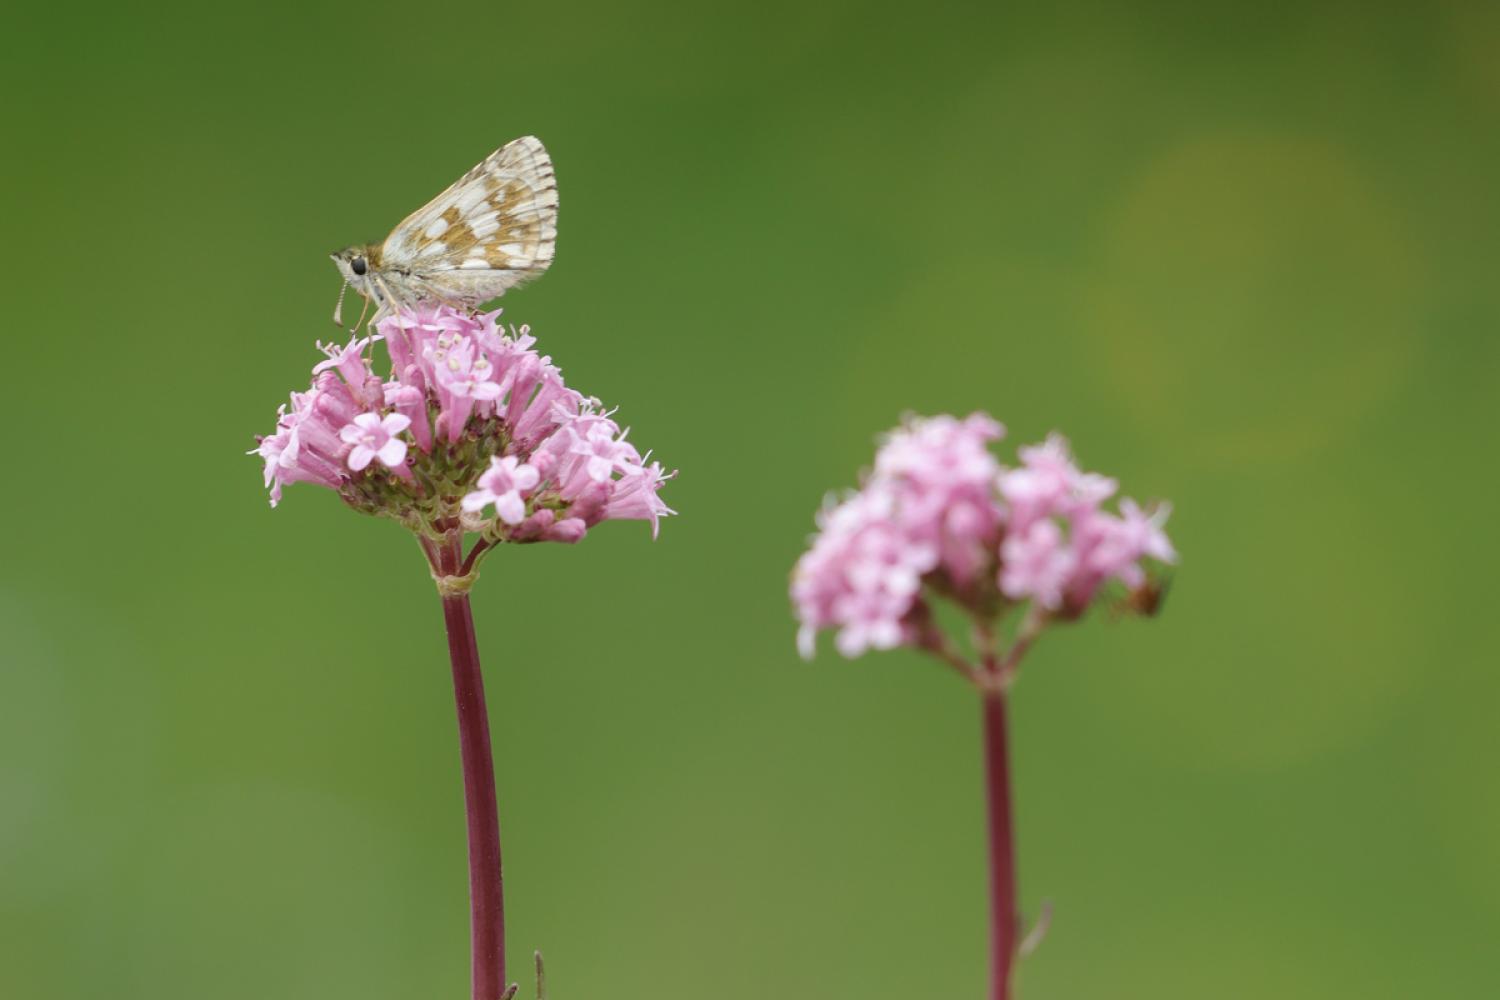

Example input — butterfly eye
[351,256,368,276]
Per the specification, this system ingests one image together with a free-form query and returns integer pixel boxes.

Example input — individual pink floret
[462,456,541,525]
[340,412,412,472]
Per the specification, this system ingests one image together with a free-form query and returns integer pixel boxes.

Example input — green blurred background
[3,1,1497,997]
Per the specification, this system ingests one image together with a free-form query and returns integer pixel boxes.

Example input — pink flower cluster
[254,306,673,543]
[253,334,391,505]
[792,414,1174,658]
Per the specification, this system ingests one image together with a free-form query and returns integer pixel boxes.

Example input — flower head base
[254,306,675,553]
[792,413,1174,681]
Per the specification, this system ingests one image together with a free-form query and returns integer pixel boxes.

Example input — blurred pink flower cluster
[254,306,673,543]
[792,414,1174,660]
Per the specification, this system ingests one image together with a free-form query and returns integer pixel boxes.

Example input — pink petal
[586,454,614,482]
[461,490,495,513]
[495,491,527,525]
[376,438,408,468]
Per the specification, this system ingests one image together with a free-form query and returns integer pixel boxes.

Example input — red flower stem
[982,688,1019,1000]
[461,537,494,576]
[437,533,507,999]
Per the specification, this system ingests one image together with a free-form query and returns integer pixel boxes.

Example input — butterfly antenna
[535,951,546,1000]
[332,280,349,327]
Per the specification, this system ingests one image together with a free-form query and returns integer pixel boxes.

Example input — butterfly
[330,135,558,328]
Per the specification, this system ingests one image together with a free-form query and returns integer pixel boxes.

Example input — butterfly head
[330,245,387,327]
[330,245,378,296]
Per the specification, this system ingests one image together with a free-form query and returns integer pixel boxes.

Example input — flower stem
[437,533,507,999]
[982,689,1019,1000]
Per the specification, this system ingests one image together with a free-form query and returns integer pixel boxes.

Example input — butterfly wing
[382,135,558,302]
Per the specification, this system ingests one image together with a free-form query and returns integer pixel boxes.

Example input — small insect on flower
[330,135,559,329]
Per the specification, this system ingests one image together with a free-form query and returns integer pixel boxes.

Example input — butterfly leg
[377,275,417,331]
[367,274,416,367]
[349,289,373,336]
